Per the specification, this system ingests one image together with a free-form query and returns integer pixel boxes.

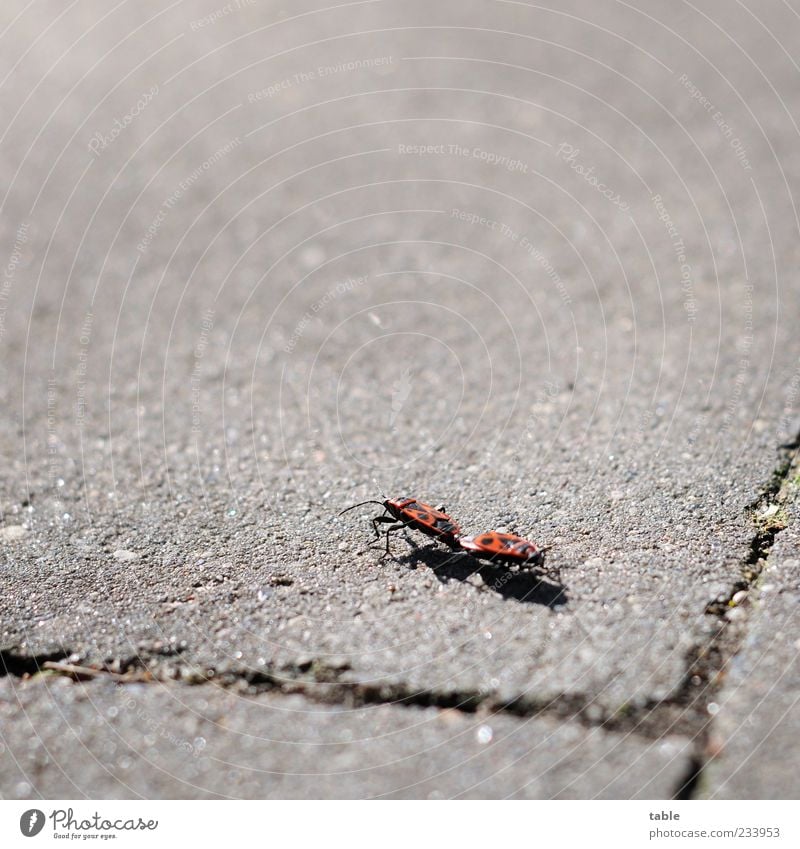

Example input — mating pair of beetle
[340,496,547,567]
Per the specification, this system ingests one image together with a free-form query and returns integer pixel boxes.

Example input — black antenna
[338,499,385,516]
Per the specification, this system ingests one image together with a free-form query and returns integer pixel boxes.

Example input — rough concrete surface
[0,0,799,799]
[0,676,692,799]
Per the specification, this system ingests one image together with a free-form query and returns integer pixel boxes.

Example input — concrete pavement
[1,0,799,798]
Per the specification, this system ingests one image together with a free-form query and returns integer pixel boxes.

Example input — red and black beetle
[458,530,547,567]
[339,497,461,555]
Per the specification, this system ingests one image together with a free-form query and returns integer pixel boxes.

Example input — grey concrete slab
[0,676,692,799]
[704,472,800,799]
[1,0,799,797]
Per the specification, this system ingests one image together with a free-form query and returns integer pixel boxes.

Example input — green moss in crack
[752,505,789,535]
[613,702,633,719]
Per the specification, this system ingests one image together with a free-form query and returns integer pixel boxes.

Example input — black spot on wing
[434,518,458,534]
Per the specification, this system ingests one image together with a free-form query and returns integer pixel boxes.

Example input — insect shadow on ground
[398,540,569,610]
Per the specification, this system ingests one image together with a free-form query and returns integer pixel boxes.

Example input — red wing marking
[460,531,541,561]
[398,500,461,538]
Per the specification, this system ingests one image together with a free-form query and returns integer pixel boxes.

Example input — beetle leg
[366,516,415,557]
[381,522,408,556]
[371,513,396,540]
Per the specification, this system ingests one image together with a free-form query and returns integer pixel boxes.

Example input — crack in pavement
[671,435,800,799]
[0,646,70,677]
[0,647,728,743]
[0,640,757,750]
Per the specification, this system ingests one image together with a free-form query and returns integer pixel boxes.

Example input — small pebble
[113,549,139,562]
[705,734,725,758]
